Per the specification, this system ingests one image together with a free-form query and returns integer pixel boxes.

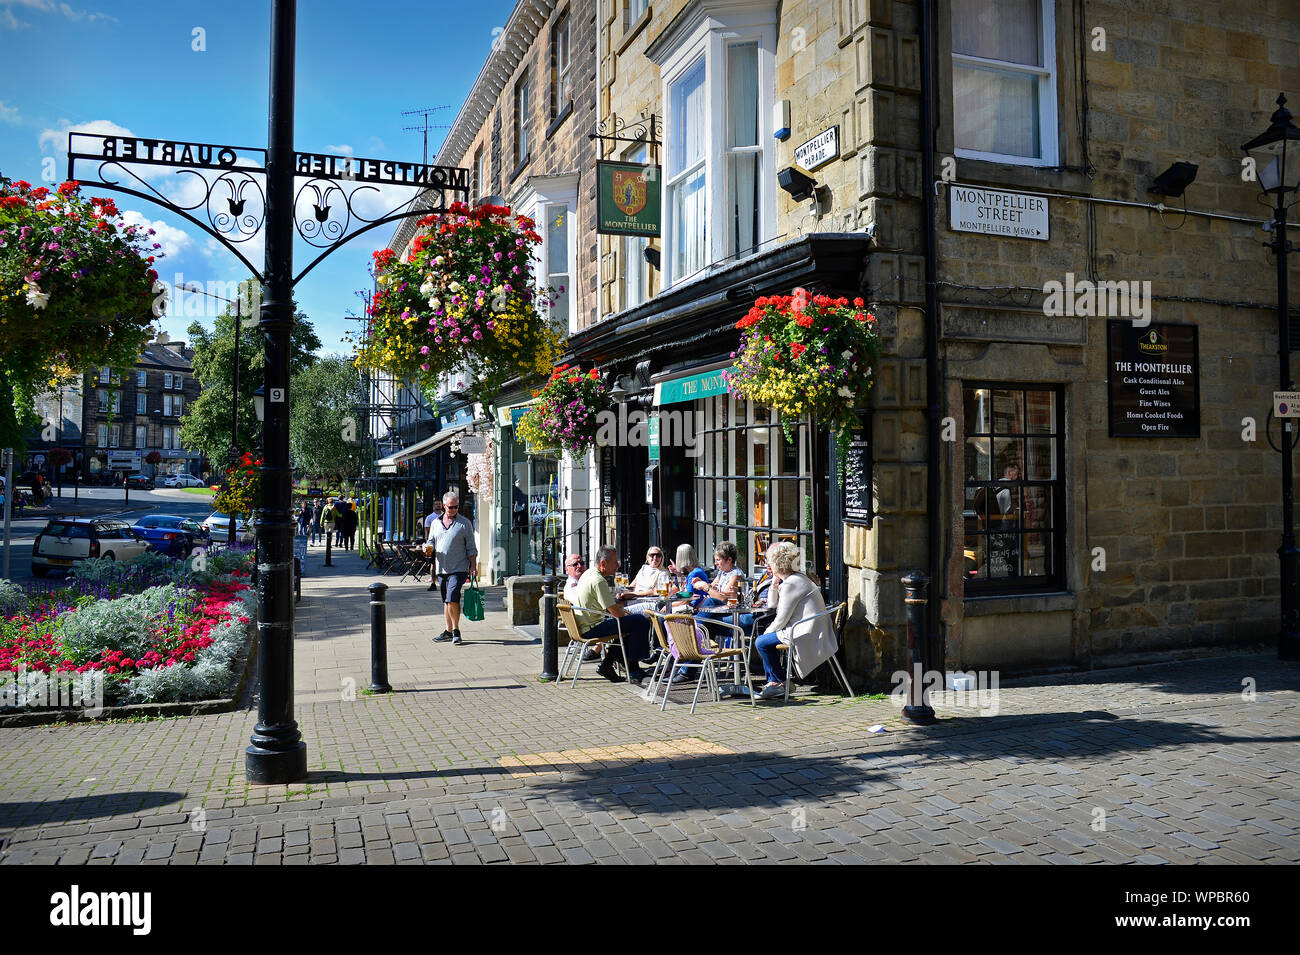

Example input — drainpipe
[920,0,944,680]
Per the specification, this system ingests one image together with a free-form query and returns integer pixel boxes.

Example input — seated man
[563,553,601,663]
[573,544,652,686]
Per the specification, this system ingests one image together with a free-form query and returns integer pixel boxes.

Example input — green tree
[180,281,321,465]
[289,355,364,482]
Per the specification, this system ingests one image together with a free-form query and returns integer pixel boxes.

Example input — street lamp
[253,384,266,423]
[182,282,248,466]
[1242,92,1300,661]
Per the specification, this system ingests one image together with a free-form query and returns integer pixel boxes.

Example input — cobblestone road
[2,547,1297,865]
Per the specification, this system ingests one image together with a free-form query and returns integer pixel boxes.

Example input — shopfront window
[963,384,1064,593]
[691,393,813,577]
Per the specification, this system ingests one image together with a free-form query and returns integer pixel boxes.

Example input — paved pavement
[1,541,1298,865]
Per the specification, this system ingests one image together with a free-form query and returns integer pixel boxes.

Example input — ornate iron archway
[66,0,466,783]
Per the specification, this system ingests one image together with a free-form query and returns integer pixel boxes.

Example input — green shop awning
[653,366,733,406]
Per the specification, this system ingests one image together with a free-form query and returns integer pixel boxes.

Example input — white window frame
[136,392,147,414]
[652,0,778,288]
[173,394,183,416]
[515,72,533,165]
[518,174,580,335]
[628,0,648,26]
[553,9,572,115]
[97,424,107,447]
[136,371,146,387]
[163,394,172,417]
[110,391,121,414]
[109,424,120,448]
[135,425,146,449]
[951,0,1058,167]
[475,147,488,200]
[624,144,651,309]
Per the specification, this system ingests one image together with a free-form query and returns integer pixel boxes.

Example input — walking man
[309,498,324,545]
[429,491,478,646]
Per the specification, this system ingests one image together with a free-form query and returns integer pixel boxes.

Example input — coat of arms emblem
[612,168,647,217]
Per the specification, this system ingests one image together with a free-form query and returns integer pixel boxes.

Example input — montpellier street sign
[948,185,1049,241]
[65,0,469,785]
[794,126,840,172]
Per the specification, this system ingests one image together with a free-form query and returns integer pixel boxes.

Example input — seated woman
[668,543,710,612]
[753,542,837,700]
[693,541,752,642]
[620,546,670,613]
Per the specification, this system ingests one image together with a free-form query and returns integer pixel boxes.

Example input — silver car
[203,511,254,543]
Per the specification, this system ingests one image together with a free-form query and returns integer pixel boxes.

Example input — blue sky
[0,0,517,352]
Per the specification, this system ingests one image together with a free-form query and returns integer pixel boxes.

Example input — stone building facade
[587,0,1300,679]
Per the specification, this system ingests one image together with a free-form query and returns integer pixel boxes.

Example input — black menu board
[843,423,873,526]
[1107,321,1200,438]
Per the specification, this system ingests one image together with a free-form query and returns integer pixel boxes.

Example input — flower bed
[0,547,256,709]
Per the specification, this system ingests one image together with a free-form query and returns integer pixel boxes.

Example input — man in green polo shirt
[573,544,652,685]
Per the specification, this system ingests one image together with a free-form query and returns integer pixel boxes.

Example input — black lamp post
[1243,92,1300,662]
[245,0,307,783]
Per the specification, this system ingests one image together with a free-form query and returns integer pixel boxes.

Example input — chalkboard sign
[1107,321,1200,438]
[601,448,614,507]
[843,422,873,526]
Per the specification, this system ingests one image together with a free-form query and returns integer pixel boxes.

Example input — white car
[32,518,151,576]
[203,511,255,543]
[165,473,207,488]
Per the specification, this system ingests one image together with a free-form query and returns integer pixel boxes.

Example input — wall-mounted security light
[778,163,818,202]
[773,100,790,141]
[1148,162,1198,198]
[643,245,661,270]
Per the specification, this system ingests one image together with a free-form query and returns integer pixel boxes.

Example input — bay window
[951,0,1058,166]
[519,174,578,334]
[651,0,777,286]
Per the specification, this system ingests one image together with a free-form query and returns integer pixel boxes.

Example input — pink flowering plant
[353,202,563,406]
[0,176,161,401]
[516,364,609,456]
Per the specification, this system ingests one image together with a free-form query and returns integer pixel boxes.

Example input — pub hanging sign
[1107,320,1200,437]
[596,161,661,237]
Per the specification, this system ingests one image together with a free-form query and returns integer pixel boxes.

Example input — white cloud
[327,143,354,157]
[39,117,133,154]
[0,99,18,123]
[1,7,29,27]
[7,1,116,24]
[120,210,192,260]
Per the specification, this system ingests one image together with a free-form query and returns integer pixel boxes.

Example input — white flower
[419,280,435,296]
[25,285,49,310]
[449,281,461,292]
[428,297,441,310]
[837,385,854,399]
[841,349,853,360]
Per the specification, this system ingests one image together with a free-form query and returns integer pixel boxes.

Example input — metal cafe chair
[556,602,631,688]
[770,602,854,704]
[399,544,433,583]
[648,612,751,715]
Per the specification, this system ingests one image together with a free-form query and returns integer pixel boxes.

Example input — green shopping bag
[463,579,485,622]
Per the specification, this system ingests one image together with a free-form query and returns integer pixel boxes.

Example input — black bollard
[324,527,333,567]
[368,582,391,693]
[901,571,936,724]
[540,575,559,682]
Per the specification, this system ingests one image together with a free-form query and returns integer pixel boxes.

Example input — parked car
[164,473,206,488]
[202,511,254,544]
[132,514,209,558]
[124,473,155,490]
[31,518,151,577]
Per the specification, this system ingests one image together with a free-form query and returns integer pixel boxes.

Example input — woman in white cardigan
[753,542,836,700]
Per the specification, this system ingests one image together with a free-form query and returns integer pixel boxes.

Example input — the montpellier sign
[596,161,661,236]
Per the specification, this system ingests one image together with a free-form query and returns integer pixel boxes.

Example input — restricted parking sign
[1275,391,1300,418]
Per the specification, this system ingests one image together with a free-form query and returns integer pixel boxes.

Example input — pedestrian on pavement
[422,499,445,542]
[428,491,478,646]
[321,497,338,546]
[753,542,835,701]
[340,499,358,550]
[573,545,652,685]
[310,498,324,545]
[296,499,311,537]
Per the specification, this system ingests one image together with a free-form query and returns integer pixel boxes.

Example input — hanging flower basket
[516,364,609,457]
[726,289,880,460]
[213,453,262,518]
[461,431,496,498]
[353,201,564,405]
[0,177,160,392]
